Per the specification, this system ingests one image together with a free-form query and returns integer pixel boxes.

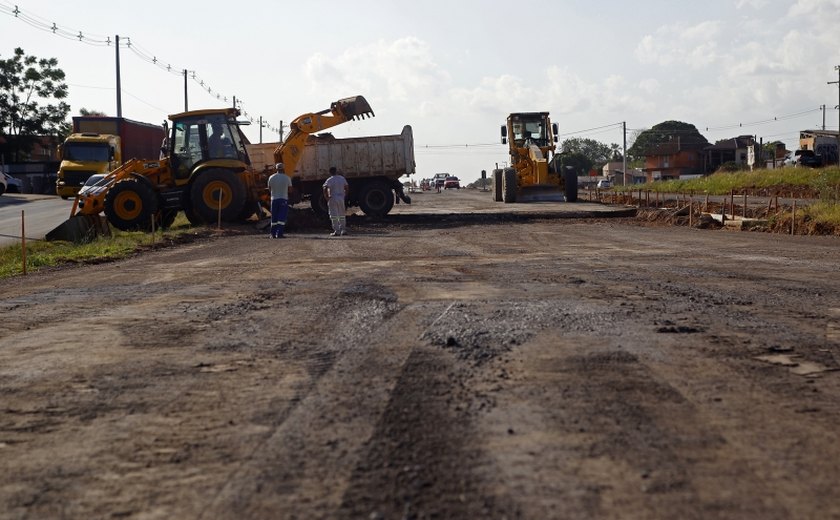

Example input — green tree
[0,47,70,161]
[627,120,708,159]
[552,151,593,176]
[559,137,617,168]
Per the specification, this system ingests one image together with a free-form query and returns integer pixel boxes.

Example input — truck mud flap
[45,215,111,243]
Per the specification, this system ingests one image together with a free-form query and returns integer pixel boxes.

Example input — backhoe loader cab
[493,111,577,204]
[167,109,251,180]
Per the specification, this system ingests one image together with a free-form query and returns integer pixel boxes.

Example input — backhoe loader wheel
[190,169,246,224]
[492,169,503,202]
[104,179,159,231]
[564,168,579,202]
[502,168,517,203]
[358,180,395,217]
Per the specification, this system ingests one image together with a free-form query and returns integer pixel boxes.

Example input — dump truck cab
[56,133,121,199]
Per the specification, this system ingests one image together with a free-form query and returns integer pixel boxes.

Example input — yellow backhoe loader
[492,112,577,203]
[47,96,375,242]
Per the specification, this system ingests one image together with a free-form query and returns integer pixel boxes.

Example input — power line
[702,107,821,132]
[0,1,279,132]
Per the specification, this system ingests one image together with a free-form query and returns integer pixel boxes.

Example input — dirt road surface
[2,190,840,519]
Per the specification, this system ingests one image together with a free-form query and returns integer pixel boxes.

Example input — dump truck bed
[246,125,415,181]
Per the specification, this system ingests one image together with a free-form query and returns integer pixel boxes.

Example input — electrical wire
[0,1,278,132]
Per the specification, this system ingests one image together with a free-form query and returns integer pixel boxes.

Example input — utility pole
[622,121,627,186]
[279,120,285,142]
[115,35,122,118]
[184,69,188,112]
[259,116,263,144]
[830,65,840,165]
[821,104,826,130]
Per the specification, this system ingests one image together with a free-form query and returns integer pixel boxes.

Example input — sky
[2,0,840,183]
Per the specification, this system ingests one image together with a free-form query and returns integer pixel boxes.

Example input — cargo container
[56,117,165,199]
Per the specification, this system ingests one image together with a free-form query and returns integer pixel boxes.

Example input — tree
[0,47,70,161]
[558,137,618,169]
[627,120,708,159]
[552,151,593,176]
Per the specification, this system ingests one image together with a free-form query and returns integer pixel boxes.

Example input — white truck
[246,125,415,217]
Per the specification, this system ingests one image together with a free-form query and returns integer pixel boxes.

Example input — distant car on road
[444,176,460,189]
[596,179,612,189]
[1,172,23,194]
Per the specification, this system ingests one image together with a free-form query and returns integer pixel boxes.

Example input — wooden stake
[21,210,27,276]
[689,200,693,228]
[791,200,797,235]
[743,193,748,218]
[217,189,223,229]
[704,192,709,213]
[729,190,735,220]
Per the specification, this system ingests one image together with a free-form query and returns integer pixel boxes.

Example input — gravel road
[1,190,839,519]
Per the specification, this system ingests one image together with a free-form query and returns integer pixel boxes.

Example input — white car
[596,179,612,189]
[78,174,108,197]
[1,172,23,193]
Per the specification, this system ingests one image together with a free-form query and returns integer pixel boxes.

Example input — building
[704,135,755,171]
[642,138,706,181]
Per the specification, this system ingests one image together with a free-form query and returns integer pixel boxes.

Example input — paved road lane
[0,194,74,247]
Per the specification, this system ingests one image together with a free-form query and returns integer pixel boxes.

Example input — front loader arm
[273,95,374,175]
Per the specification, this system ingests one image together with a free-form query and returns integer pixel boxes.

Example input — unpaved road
[2,190,840,519]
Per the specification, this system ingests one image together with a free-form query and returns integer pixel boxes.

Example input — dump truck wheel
[502,168,517,203]
[310,190,329,218]
[104,179,158,231]
[358,180,395,217]
[190,169,246,223]
[492,169,503,202]
[564,168,578,202]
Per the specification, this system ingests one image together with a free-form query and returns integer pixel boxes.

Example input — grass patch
[0,213,202,279]
[804,201,840,227]
[619,165,840,197]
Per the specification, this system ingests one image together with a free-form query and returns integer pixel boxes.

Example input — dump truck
[492,112,577,203]
[246,125,414,217]
[56,116,165,199]
[47,96,380,242]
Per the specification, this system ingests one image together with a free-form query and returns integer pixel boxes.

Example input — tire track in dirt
[201,293,422,518]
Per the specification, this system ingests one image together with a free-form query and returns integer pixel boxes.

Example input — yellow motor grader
[47,96,374,242]
[492,111,578,203]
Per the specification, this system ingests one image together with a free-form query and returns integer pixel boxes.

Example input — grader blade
[45,215,111,243]
[332,96,375,120]
[518,184,567,203]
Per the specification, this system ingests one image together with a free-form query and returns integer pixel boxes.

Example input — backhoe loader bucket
[46,215,111,243]
[332,96,375,120]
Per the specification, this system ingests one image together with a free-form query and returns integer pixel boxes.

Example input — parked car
[596,179,612,189]
[1,172,23,193]
[77,173,107,197]
[444,176,460,189]
[0,173,6,196]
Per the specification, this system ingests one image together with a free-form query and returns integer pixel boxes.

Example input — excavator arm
[273,96,374,175]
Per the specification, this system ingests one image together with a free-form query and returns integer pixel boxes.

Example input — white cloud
[303,37,451,115]
[635,21,722,68]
